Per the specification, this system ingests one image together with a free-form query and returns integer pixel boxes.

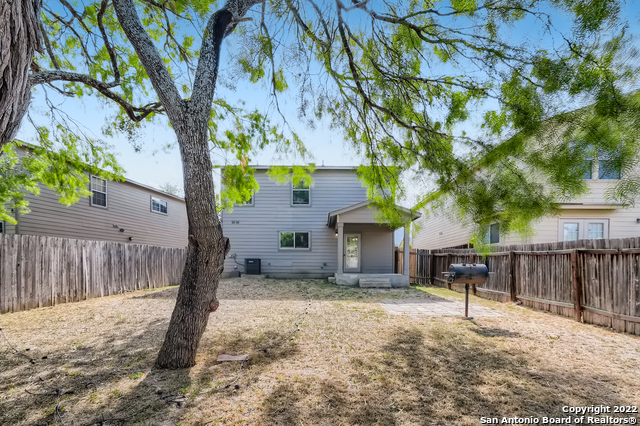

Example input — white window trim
[90,175,108,209]
[278,230,312,250]
[150,196,168,215]
[291,181,311,207]
[558,218,610,241]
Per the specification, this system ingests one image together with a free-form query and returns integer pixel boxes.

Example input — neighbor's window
[563,222,580,241]
[588,222,604,239]
[581,159,593,180]
[279,231,310,249]
[91,176,107,207]
[488,223,500,244]
[569,142,593,180]
[151,196,168,214]
[559,219,609,241]
[292,179,310,205]
[0,222,4,234]
[597,151,621,180]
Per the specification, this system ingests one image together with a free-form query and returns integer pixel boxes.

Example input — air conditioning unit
[244,258,261,275]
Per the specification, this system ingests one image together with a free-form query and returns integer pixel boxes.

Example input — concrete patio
[379,298,505,318]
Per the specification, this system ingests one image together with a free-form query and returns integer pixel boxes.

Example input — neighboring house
[221,166,420,286]
[1,146,188,249]
[413,153,639,249]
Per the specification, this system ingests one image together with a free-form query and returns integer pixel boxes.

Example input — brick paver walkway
[380,298,504,318]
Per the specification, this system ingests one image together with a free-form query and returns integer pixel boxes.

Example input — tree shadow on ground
[133,278,442,303]
[1,313,301,426]
[0,317,175,425]
[259,325,634,426]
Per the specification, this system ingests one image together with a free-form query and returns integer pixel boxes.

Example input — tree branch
[97,0,121,85]
[112,0,184,120]
[29,70,163,121]
[190,0,263,115]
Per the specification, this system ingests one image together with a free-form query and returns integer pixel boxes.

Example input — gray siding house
[1,147,188,248]
[221,166,420,287]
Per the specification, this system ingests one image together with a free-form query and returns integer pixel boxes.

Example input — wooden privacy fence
[396,237,640,336]
[0,234,186,314]
[395,248,431,285]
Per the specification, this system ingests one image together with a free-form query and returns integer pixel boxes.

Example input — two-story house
[412,152,639,249]
[221,166,420,287]
[1,145,188,248]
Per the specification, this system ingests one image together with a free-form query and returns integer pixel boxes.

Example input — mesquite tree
[2,0,639,368]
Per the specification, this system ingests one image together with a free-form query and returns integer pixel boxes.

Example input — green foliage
[266,165,316,187]
[0,133,123,223]
[23,0,640,236]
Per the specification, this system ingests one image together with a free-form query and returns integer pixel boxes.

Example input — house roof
[123,178,184,201]
[14,141,184,202]
[326,200,421,227]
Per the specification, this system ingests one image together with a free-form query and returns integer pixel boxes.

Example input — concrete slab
[379,298,504,318]
[359,278,392,288]
[335,273,409,287]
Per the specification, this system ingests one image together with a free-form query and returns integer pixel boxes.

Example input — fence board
[423,237,640,335]
[0,235,186,314]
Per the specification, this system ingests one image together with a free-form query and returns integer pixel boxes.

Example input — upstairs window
[581,160,593,180]
[151,196,168,214]
[91,176,107,208]
[569,142,621,180]
[597,151,621,180]
[0,222,4,234]
[237,193,254,206]
[292,179,310,205]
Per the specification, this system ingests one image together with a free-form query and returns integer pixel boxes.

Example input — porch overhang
[326,200,421,229]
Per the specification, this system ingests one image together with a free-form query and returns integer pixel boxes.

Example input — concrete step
[359,278,392,288]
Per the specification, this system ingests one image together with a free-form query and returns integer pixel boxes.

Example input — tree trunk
[112,0,250,369]
[155,106,229,369]
[153,6,234,369]
[0,0,43,146]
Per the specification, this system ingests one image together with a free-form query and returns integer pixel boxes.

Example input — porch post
[403,226,410,277]
[337,223,344,274]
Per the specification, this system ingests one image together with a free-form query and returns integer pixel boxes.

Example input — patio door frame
[344,233,362,273]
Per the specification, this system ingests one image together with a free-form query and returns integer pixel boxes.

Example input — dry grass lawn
[0,278,639,426]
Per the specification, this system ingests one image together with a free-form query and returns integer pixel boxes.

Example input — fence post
[509,251,517,302]
[429,251,435,285]
[571,249,582,322]
[446,253,452,290]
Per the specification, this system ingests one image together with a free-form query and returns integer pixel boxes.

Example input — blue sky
[18,0,640,210]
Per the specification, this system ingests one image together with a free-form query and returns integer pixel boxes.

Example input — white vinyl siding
[91,176,107,208]
[16,179,187,248]
[222,169,369,275]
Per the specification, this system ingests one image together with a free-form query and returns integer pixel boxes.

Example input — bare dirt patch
[1,279,639,425]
